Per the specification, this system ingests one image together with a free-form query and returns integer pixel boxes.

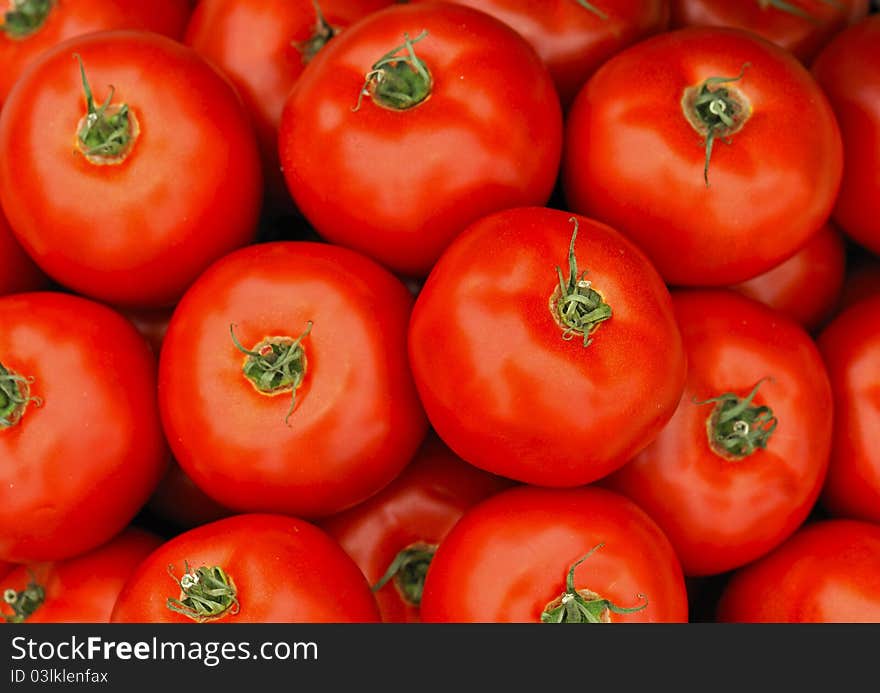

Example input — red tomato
[0,31,262,308]
[409,0,670,107]
[110,514,381,623]
[408,207,686,487]
[321,433,512,622]
[604,290,833,576]
[159,241,428,518]
[420,486,688,623]
[812,15,880,256]
[0,0,192,103]
[564,27,843,286]
[0,292,167,563]
[146,460,234,530]
[717,519,880,622]
[185,0,394,209]
[670,0,869,63]
[279,1,562,277]
[816,294,880,523]
[0,207,46,296]
[0,528,161,624]
[730,223,845,332]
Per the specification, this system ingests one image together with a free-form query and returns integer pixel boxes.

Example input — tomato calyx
[541,544,648,623]
[74,54,138,165]
[2,575,45,623]
[371,542,437,608]
[1,0,53,40]
[294,0,338,65]
[353,30,432,112]
[681,64,752,188]
[166,562,240,623]
[756,0,838,22]
[550,217,612,348]
[696,378,778,460]
[229,321,313,426]
[0,362,41,429]
[573,0,608,21]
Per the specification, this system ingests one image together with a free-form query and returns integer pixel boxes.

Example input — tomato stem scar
[166,562,240,623]
[372,542,437,607]
[353,29,432,112]
[0,0,53,39]
[294,0,338,64]
[0,362,41,428]
[695,377,778,460]
[2,572,45,623]
[550,217,612,348]
[541,544,648,623]
[74,53,137,164]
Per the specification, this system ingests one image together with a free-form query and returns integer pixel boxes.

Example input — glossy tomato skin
[671,0,869,63]
[410,0,670,107]
[564,27,843,286]
[185,0,394,209]
[0,0,192,103]
[812,15,880,256]
[110,514,381,623]
[603,290,833,577]
[409,207,686,487]
[279,2,562,277]
[816,295,880,523]
[730,223,845,332]
[321,433,513,622]
[0,293,167,563]
[159,241,428,518]
[420,486,688,623]
[0,528,162,624]
[717,520,880,623]
[0,31,262,308]
[0,207,47,296]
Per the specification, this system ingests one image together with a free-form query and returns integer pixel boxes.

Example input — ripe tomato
[279,1,562,277]
[730,223,845,332]
[420,486,688,623]
[0,528,161,624]
[812,15,880,256]
[717,519,880,622]
[185,0,394,209]
[816,294,880,523]
[409,0,670,107]
[604,290,833,576]
[0,30,262,308]
[110,514,381,623]
[321,433,512,622]
[670,0,869,63]
[146,460,234,530]
[564,27,843,286]
[0,292,167,563]
[409,207,686,487]
[0,0,192,103]
[159,241,428,518]
[0,206,46,296]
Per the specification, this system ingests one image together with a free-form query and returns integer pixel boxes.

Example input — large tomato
[812,15,880,256]
[420,486,688,623]
[159,241,428,518]
[408,207,686,487]
[409,0,670,107]
[321,434,512,622]
[670,0,869,63]
[0,528,161,623]
[716,519,880,623]
[816,294,880,523]
[0,207,46,296]
[0,0,192,103]
[730,223,845,332]
[0,292,167,563]
[563,27,843,286]
[110,514,381,623]
[603,290,833,576]
[0,30,262,308]
[279,1,562,277]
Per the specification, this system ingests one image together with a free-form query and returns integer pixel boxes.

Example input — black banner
[2,624,876,689]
